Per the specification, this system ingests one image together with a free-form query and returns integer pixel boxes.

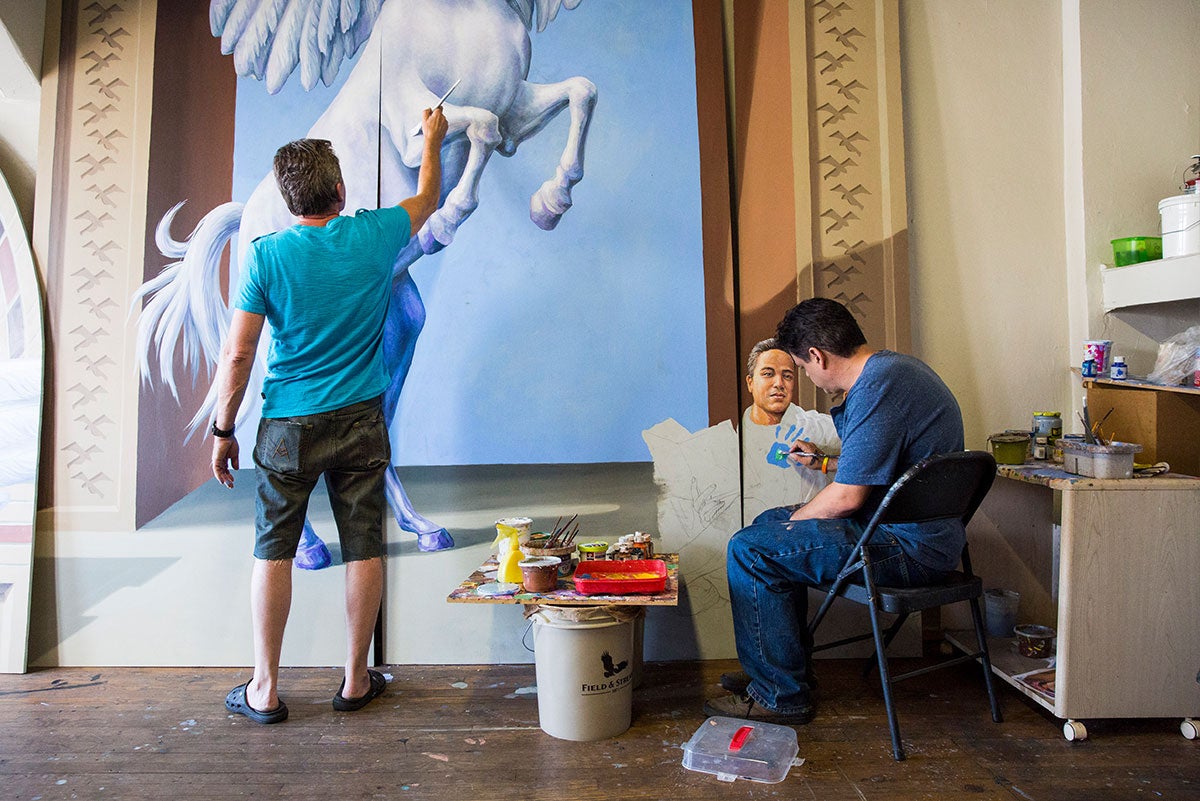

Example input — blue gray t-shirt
[235,206,411,418]
[831,350,966,571]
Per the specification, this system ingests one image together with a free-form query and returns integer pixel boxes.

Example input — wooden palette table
[446,553,679,607]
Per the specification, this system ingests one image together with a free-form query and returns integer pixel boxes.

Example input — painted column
[34,0,157,531]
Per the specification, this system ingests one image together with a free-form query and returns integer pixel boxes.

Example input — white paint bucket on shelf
[529,605,634,741]
[1159,194,1200,258]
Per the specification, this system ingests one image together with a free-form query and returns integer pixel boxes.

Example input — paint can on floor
[983,588,1020,638]
[529,605,635,741]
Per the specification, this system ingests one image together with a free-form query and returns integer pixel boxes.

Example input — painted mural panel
[162,0,708,470]
[134,0,707,572]
[0,171,43,672]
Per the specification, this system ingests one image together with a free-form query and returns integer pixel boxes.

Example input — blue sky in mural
[232,1,707,465]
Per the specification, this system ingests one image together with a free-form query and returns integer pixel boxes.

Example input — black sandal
[332,669,387,711]
[225,682,288,724]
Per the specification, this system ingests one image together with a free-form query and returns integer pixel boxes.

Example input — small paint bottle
[1110,356,1127,381]
[1081,358,1097,378]
[1032,436,1049,460]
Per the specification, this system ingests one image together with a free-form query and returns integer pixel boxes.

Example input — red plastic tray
[572,559,667,595]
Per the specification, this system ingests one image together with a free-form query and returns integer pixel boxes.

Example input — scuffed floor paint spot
[451,681,468,689]
[514,685,537,695]
[422,752,450,762]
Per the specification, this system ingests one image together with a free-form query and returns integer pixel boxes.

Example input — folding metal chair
[808,451,1003,760]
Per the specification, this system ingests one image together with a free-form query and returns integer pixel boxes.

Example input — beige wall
[901,0,1069,448]
[1074,0,1200,371]
[901,0,1199,448]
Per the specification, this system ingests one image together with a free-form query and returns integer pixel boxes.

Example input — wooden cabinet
[1083,377,1200,477]
[949,465,1200,740]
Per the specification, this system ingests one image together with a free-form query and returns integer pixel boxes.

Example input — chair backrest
[865,451,997,530]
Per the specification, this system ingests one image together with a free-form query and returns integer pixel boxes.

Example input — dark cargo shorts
[252,396,389,563]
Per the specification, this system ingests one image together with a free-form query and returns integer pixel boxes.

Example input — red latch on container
[729,725,753,751]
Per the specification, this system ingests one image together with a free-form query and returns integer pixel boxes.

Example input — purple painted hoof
[295,539,333,570]
[418,224,450,254]
[417,528,454,552]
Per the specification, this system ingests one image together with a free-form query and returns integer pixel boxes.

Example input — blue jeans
[726,506,946,713]
[252,397,390,562]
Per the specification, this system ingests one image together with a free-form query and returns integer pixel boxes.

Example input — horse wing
[507,0,584,33]
[210,0,383,93]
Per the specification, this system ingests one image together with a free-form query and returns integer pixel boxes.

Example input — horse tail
[132,200,244,436]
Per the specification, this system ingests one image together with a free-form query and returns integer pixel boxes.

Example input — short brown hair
[272,139,343,216]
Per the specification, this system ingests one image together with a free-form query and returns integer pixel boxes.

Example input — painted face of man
[746,349,796,423]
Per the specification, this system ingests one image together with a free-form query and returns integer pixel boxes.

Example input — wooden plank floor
[1,658,1196,800]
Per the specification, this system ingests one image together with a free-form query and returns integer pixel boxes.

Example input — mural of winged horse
[134,0,596,563]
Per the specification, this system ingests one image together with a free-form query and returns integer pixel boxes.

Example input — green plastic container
[988,432,1030,465]
[1110,236,1163,267]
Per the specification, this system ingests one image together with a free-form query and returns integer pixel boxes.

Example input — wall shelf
[1101,252,1200,312]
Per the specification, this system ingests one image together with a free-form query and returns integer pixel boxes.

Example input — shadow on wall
[28,555,179,664]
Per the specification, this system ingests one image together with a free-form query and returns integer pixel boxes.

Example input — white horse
[135,0,596,560]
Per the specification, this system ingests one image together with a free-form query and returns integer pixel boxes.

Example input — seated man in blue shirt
[705,298,965,724]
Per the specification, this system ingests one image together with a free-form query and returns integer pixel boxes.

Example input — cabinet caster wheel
[1063,720,1087,741]
[1182,719,1199,740]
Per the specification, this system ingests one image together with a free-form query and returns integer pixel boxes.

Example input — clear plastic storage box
[681,716,801,783]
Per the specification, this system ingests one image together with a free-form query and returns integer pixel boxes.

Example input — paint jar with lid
[578,541,609,561]
[1032,436,1049,460]
[1081,358,1097,378]
[1110,356,1127,381]
[1032,412,1062,440]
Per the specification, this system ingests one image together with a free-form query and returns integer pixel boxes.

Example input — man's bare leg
[342,556,384,698]
[247,557,292,711]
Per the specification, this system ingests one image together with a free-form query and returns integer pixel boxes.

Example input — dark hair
[775,298,866,360]
[745,338,782,377]
[272,139,343,216]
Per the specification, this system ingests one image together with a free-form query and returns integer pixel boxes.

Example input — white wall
[900,0,1069,448]
[1074,0,1200,373]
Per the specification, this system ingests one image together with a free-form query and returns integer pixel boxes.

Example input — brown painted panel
[136,1,236,527]
[693,0,739,427]
[732,0,800,414]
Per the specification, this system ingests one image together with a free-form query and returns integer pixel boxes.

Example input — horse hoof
[530,185,571,231]
[417,528,454,552]
[295,539,333,570]
[419,214,457,254]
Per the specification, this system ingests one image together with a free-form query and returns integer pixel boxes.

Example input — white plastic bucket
[1159,194,1200,258]
[530,606,634,741]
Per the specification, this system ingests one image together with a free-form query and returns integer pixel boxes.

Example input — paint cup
[520,542,577,577]
[1014,624,1056,659]
[496,516,533,545]
[518,556,562,593]
[1083,340,1113,375]
[987,432,1029,465]
[983,588,1020,638]
[578,541,609,561]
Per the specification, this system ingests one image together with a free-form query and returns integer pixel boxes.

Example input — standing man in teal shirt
[213,108,448,724]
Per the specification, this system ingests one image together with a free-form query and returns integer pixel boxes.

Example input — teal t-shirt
[235,206,411,418]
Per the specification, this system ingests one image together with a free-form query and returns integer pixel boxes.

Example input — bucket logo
[601,651,628,678]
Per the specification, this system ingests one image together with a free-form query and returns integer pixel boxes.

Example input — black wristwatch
[211,421,235,439]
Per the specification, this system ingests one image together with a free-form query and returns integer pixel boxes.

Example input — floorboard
[1,659,1196,800]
